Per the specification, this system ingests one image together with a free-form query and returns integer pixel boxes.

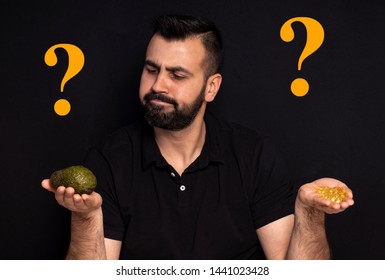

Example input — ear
[204,73,222,102]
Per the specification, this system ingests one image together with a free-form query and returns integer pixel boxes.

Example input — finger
[73,193,84,204]
[340,198,355,208]
[329,197,355,211]
[41,179,56,192]
[345,189,354,199]
[63,187,77,206]
[82,192,102,208]
[54,186,66,205]
[81,193,91,203]
[331,202,343,210]
[347,197,355,206]
[64,188,91,211]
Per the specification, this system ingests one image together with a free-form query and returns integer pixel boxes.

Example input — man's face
[139,34,208,130]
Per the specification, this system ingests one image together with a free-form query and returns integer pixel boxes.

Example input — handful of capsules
[317,186,347,203]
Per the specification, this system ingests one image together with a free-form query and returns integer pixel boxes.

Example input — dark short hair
[152,14,223,76]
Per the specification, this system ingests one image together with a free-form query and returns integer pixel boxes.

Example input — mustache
[144,92,178,107]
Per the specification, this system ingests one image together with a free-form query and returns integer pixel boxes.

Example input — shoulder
[205,112,285,166]
[90,120,148,155]
[205,111,268,148]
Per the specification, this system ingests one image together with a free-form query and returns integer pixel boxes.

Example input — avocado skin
[50,165,97,195]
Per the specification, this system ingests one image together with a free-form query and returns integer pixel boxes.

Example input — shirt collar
[201,111,225,164]
[141,120,168,169]
[141,112,225,170]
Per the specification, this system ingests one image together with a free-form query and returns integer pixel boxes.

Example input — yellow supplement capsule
[317,186,347,203]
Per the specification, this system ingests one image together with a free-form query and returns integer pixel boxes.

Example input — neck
[153,109,206,175]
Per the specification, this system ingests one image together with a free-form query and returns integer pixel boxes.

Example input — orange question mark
[44,44,85,116]
[280,17,324,97]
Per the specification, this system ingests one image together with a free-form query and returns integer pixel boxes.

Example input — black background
[1,0,384,259]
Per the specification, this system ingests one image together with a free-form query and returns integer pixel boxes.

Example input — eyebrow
[145,59,193,76]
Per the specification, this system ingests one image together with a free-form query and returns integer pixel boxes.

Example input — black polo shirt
[84,112,294,259]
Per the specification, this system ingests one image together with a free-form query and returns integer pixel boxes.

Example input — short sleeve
[83,148,126,241]
[249,137,295,229]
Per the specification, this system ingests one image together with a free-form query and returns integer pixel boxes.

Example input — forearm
[66,208,107,260]
[286,201,330,260]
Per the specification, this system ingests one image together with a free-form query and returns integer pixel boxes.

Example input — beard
[141,86,205,131]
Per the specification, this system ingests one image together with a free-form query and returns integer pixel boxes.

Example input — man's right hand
[41,179,102,218]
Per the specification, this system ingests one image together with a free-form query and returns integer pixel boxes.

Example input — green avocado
[50,165,97,195]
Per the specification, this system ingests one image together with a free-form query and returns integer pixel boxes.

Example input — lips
[144,92,177,107]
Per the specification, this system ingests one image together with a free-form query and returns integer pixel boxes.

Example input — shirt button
[180,185,186,191]
[170,172,176,177]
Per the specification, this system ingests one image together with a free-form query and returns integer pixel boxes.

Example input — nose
[151,72,168,94]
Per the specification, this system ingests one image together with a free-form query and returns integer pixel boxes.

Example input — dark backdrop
[1,0,384,259]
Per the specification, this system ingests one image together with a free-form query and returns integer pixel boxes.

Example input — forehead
[145,34,206,71]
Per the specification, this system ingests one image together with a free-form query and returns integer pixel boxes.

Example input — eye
[171,73,186,80]
[145,66,158,74]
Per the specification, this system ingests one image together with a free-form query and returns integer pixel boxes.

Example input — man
[42,14,354,259]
